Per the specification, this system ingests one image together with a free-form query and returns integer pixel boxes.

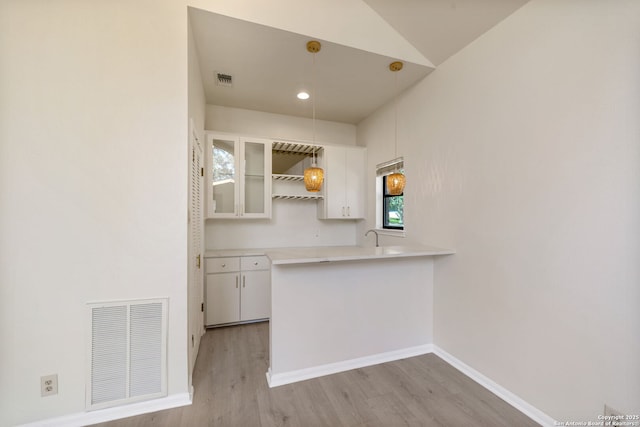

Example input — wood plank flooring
[93,322,539,427]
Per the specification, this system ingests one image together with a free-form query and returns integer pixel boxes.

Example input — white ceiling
[189,1,529,124]
[364,0,530,66]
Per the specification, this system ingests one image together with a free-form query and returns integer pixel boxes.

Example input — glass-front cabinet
[206,133,271,219]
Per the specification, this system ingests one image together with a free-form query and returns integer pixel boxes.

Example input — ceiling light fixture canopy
[303,40,324,193]
[387,61,405,196]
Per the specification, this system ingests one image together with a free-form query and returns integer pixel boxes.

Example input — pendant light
[303,40,324,192]
[387,61,406,196]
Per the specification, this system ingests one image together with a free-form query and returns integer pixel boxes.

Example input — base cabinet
[239,270,271,321]
[205,272,240,325]
[205,255,270,326]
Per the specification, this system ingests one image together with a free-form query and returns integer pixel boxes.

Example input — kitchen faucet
[365,229,379,247]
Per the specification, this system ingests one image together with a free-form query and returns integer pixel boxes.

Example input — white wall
[187,11,207,392]
[189,19,207,139]
[206,202,358,249]
[269,257,434,382]
[0,1,190,425]
[205,105,361,250]
[358,0,640,421]
[0,1,415,424]
[206,104,357,146]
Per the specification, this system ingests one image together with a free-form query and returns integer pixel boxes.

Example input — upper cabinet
[205,132,365,220]
[206,133,272,219]
[317,145,366,219]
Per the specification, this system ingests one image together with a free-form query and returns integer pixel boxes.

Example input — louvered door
[188,122,204,387]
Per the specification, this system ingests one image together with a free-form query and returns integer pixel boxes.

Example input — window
[376,158,404,232]
[382,175,404,230]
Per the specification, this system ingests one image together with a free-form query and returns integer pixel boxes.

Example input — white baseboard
[19,393,192,427]
[266,343,555,426]
[266,344,434,388]
[432,345,556,427]
[22,346,555,427]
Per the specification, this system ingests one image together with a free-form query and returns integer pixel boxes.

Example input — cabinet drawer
[206,257,240,273]
[241,256,270,271]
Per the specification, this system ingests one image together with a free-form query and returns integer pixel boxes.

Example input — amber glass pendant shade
[304,166,324,192]
[387,172,405,196]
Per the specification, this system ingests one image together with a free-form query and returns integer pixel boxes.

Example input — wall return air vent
[215,72,233,87]
[86,298,168,410]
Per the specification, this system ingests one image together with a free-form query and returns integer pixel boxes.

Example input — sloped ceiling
[364,0,530,66]
[189,1,529,124]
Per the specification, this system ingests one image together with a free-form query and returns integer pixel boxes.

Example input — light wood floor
[94,322,539,427]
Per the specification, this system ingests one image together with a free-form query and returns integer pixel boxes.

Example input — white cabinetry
[205,255,271,326]
[206,133,271,219]
[239,257,271,321]
[318,145,366,219]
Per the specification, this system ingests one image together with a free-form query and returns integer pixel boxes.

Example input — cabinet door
[205,272,240,325]
[318,145,365,219]
[344,146,366,219]
[207,134,239,218]
[240,270,271,321]
[319,145,347,219]
[241,138,272,218]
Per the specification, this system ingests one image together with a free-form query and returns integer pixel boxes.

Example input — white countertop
[266,245,455,265]
[204,248,271,258]
[205,245,455,264]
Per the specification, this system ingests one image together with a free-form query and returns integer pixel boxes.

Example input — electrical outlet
[41,374,58,397]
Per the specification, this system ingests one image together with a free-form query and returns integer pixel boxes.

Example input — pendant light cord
[312,51,317,165]
[394,68,398,159]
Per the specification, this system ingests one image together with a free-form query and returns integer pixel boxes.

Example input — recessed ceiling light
[297,91,310,100]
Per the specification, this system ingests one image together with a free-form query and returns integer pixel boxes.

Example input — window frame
[375,158,405,236]
[382,175,404,231]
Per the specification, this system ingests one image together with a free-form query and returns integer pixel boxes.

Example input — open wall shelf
[272,194,323,200]
[271,142,324,201]
[272,142,321,156]
[272,174,304,182]
[271,174,323,200]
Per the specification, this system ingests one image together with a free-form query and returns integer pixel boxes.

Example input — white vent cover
[215,72,233,87]
[87,298,168,410]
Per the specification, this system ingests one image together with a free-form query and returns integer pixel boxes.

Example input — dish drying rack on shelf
[271,141,324,200]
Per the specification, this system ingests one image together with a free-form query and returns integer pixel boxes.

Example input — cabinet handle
[347,206,350,216]
[235,276,238,288]
[342,206,345,217]
[243,275,246,288]
[221,263,226,268]
[254,262,258,266]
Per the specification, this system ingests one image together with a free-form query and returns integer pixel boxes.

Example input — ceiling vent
[215,72,233,87]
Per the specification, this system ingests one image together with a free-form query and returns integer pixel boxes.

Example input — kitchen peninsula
[265,245,455,387]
